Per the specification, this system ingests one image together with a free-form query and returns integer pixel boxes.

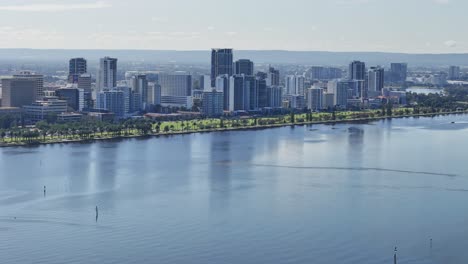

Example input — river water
[1,114,468,264]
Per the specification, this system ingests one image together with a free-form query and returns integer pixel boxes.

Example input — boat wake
[251,164,457,177]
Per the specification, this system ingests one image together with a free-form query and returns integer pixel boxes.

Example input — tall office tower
[448,66,461,80]
[390,63,408,84]
[310,67,342,80]
[97,57,118,90]
[215,74,230,110]
[159,74,193,108]
[1,77,36,107]
[267,67,280,86]
[267,86,283,108]
[307,87,324,111]
[229,75,257,111]
[68,58,87,83]
[199,75,212,91]
[131,75,149,110]
[257,77,268,108]
[77,74,92,109]
[12,71,44,101]
[77,74,92,93]
[348,61,366,80]
[310,66,326,80]
[327,80,349,108]
[147,83,161,106]
[211,48,233,87]
[234,59,254,76]
[368,67,385,96]
[328,67,343,79]
[285,75,305,95]
[159,74,192,96]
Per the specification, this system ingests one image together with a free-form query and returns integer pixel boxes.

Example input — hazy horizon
[0,0,466,53]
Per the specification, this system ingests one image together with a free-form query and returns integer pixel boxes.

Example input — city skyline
[0,0,466,53]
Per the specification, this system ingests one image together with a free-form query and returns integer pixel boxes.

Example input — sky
[0,0,466,53]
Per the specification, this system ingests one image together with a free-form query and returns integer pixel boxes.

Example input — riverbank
[0,110,467,148]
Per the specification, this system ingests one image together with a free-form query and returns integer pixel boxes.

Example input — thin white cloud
[0,1,111,12]
[434,0,449,4]
[151,16,169,23]
[225,31,238,36]
[444,40,457,48]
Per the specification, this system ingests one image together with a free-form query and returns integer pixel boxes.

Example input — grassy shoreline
[0,110,467,148]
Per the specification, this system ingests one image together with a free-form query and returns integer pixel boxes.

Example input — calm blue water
[1,114,468,264]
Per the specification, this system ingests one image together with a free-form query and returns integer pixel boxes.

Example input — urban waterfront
[1,114,468,264]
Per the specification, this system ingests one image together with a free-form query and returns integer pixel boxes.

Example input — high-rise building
[201,90,224,117]
[390,63,408,84]
[215,74,230,110]
[68,58,87,83]
[448,66,461,80]
[1,77,37,107]
[328,80,349,108]
[368,67,385,96]
[285,75,305,95]
[13,71,44,101]
[234,59,254,76]
[310,67,343,80]
[229,75,257,111]
[348,61,366,80]
[211,49,233,87]
[97,57,118,90]
[257,77,268,108]
[307,87,324,111]
[96,89,126,118]
[77,74,92,109]
[55,88,81,111]
[267,67,280,86]
[322,93,335,109]
[147,83,161,106]
[159,74,192,96]
[159,74,193,108]
[131,75,149,110]
[199,75,212,91]
[267,86,283,108]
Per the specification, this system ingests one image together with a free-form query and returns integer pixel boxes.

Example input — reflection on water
[0,114,468,264]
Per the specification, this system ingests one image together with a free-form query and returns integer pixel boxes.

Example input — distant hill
[0,49,467,67]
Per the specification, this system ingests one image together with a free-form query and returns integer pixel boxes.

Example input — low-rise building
[23,97,68,122]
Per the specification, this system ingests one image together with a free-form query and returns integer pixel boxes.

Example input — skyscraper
[201,90,224,117]
[307,87,324,111]
[211,49,233,87]
[327,80,349,108]
[68,58,87,83]
[448,66,460,80]
[215,74,230,110]
[229,75,257,111]
[267,67,280,86]
[97,57,118,90]
[390,63,407,84]
[285,75,305,95]
[131,75,149,110]
[368,67,385,95]
[348,61,366,80]
[234,59,254,76]
[159,74,193,108]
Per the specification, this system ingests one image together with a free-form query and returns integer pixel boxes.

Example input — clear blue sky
[0,0,465,53]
